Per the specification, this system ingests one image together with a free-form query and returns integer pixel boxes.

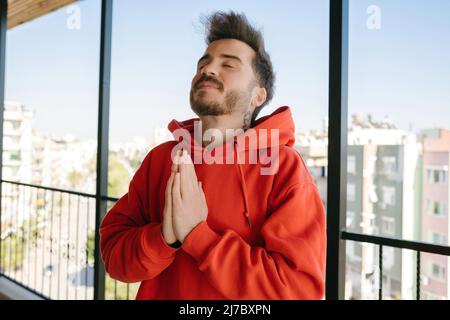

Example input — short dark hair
[202,11,275,124]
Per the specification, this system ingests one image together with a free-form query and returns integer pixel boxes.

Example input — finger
[179,150,193,196]
[181,150,198,191]
[185,150,198,185]
[179,149,187,178]
[172,172,182,205]
[171,150,180,173]
[165,172,174,211]
[182,149,196,176]
[165,172,174,196]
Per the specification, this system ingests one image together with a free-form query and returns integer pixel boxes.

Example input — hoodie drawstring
[234,140,252,229]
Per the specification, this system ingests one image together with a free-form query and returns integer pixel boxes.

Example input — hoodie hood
[167,106,296,229]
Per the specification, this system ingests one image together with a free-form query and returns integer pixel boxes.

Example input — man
[100,11,326,299]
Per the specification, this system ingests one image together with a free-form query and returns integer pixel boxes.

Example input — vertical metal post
[326,0,349,300]
[379,245,383,300]
[0,0,8,277]
[416,251,421,300]
[94,0,113,300]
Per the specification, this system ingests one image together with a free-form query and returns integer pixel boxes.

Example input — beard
[190,87,252,116]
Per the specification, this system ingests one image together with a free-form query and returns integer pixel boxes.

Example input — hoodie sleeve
[100,152,179,283]
[181,182,327,300]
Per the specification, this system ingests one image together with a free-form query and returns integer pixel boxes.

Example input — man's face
[190,39,259,116]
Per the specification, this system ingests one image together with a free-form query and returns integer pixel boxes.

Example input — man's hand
[161,158,178,246]
[172,150,208,243]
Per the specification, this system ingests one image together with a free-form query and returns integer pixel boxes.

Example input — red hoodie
[100,106,326,300]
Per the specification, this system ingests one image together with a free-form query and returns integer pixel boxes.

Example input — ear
[252,86,267,108]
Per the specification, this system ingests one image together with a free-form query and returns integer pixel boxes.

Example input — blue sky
[349,0,450,133]
[5,0,450,143]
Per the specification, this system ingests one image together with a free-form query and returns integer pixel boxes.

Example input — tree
[108,152,131,197]
[67,170,83,190]
[0,214,42,273]
[1,231,25,272]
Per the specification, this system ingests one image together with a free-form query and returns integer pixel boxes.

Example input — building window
[9,150,21,161]
[11,120,21,130]
[427,169,448,184]
[431,232,447,246]
[428,200,447,216]
[382,186,396,207]
[431,263,446,281]
[347,183,355,202]
[348,155,356,174]
[381,216,396,236]
[382,156,397,174]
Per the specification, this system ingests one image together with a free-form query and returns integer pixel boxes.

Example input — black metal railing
[0,180,138,300]
[341,231,450,300]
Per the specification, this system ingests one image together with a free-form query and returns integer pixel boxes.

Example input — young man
[100,11,326,299]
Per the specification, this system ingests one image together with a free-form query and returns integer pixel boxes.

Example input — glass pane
[107,0,329,300]
[2,1,101,300]
[4,1,100,194]
[346,0,450,300]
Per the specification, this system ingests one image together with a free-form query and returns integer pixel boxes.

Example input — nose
[200,62,218,77]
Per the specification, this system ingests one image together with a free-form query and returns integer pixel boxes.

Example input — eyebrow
[197,53,243,66]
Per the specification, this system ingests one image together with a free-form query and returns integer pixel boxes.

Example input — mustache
[194,75,224,91]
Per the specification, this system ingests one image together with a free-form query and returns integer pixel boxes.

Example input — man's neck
[197,114,247,148]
